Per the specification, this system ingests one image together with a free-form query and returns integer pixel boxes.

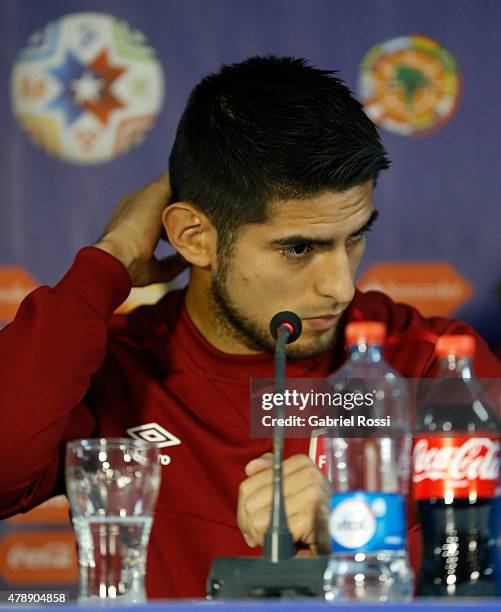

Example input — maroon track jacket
[0,247,500,597]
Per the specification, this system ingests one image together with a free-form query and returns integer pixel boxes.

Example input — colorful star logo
[47,48,126,126]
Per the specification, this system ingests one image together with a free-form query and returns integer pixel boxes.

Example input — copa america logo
[10,12,165,163]
[357,35,461,137]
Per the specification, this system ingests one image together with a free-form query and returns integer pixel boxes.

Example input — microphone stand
[264,325,295,561]
[207,319,328,599]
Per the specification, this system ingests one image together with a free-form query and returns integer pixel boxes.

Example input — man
[0,56,500,598]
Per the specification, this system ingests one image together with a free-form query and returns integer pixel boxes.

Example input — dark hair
[169,55,389,253]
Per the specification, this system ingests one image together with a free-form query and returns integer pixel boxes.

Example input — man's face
[208,181,376,360]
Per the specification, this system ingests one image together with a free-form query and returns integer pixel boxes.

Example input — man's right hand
[94,173,189,287]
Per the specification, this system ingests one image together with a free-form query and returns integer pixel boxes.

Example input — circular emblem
[358,35,461,136]
[329,497,376,549]
[10,12,164,163]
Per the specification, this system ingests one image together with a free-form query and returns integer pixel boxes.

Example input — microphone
[269,311,302,344]
[264,311,302,562]
[207,311,329,599]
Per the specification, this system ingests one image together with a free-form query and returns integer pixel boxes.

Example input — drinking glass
[65,438,161,604]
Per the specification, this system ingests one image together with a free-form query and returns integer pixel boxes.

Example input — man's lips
[301,314,341,331]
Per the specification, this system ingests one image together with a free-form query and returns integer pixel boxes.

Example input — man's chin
[284,327,338,361]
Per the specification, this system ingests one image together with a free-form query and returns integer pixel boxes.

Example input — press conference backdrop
[0,0,500,597]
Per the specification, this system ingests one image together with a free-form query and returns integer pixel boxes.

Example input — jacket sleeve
[0,247,131,518]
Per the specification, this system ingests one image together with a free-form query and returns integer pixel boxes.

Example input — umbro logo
[126,423,181,465]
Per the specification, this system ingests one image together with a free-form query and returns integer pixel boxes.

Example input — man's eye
[280,244,313,260]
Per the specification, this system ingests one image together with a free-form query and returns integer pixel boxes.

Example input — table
[15,600,501,611]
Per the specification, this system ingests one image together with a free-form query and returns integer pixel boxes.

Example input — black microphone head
[269,311,302,344]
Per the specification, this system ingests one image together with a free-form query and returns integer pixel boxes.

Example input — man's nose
[313,250,355,307]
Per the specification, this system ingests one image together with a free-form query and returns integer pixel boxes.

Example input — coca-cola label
[412,436,500,499]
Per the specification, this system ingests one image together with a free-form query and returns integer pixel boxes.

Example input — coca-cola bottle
[413,334,500,596]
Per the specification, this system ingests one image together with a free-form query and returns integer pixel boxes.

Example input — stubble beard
[208,262,338,361]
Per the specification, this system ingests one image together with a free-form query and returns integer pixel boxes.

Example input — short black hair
[169,55,389,253]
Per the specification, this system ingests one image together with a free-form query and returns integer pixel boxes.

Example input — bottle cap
[436,334,475,359]
[345,321,386,346]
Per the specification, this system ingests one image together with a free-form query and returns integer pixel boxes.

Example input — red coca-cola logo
[413,436,500,499]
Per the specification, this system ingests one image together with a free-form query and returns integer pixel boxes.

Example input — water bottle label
[329,492,406,552]
[413,436,499,499]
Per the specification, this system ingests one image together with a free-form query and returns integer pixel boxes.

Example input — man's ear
[162,202,216,268]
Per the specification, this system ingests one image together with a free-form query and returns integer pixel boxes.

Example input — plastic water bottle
[323,321,413,602]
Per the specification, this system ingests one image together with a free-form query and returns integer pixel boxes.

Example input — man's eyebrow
[266,209,380,248]
[350,208,379,237]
